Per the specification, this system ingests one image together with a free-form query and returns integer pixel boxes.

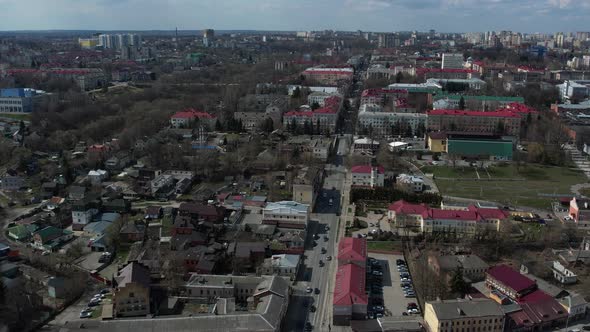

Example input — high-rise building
[441,53,464,69]
[203,29,215,47]
[97,33,140,50]
[377,33,395,48]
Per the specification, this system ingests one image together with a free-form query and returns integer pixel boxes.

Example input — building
[377,33,396,48]
[558,294,588,321]
[558,80,590,101]
[78,37,98,49]
[283,96,341,134]
[257,254,300,280]
[418,68,477,80]
[262,201,310,229]
[0,88,46,113]
[333,263,368,326]
[0,174,24,191]
[337,237,367,267]
[432,94,525,111]
[551,261,577,284]
[441,53,465,69]
[396,173,424,193]
[424,298,504,332]
[350,165,385,188]
[88,169,108,185]
[292,166,324,210]
[170,109,217,129]
[485,265,537,300]
[308,91,342,107]
[302,67,354,86]
[427,109,521,136]
[309,138,332,162]
[71,196,101,231]
[353,138,379,152]
[357,104,427,137]
[113,261,151,317]
[427,78,487,91]
[445,133,514,161]
[428,254,489,283]
[387,82,442,94]
[32,226,74,252]
[568,197,590,228]
[388,200,508,235]
[203,29,215,47]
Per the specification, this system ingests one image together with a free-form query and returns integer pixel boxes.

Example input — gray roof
[115,261,150,289]
[254,275,290,298]
[523,273,567,298]
[437,254,489,272]
[428,298,503,320]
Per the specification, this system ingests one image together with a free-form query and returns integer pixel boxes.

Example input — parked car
[372,306,384,312]
[310,305,316,313]
[372,271,383,276]
[99,288,110,294]
[306,287,313,293]
[79,311,92,319]
[326,256,332,261]
[305,322,313,331]
[88,300,101,307]
[314,288,320,294]
[321,247,327,254]
[404,293,416,298]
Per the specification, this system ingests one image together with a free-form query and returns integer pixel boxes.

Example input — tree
[450,267,469,297]
[311,102,320,110]
[496,121,506,135]
[292,87,301,98]
[395,72,403,83]
[458,96,466,110]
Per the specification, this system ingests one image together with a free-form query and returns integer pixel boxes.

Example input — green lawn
[433,164,587,210]
[367,241,401,252]
[421,166,478,178]
[0,113,31,121]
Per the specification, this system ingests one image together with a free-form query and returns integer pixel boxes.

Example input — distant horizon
[0,0,589,34]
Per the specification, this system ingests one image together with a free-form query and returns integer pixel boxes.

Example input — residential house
[292,166,324,210]
[41,182,58,199]
[262,201,310,229]
[32,226,74,252]
[179,202,225,223]
[105,153,131,171]
[337,237,367,267]
[333,263,368,326]
[551,261,577,284]
[150,174,175,198]
[569,197,590,228]
[144,206,162,219]
[47,277,67,299]
[229,242,268,271]
[558,293,588,321]
[120,222,146,243]
[351,165,385,188]
[83,221,113,238]
[423,298,505,332]
[7,224,36,242]
[113,261,151,317]
[257,254,300,280]
[171,232,207,251]
[88,169,108,185]
[396,174,425,193]
[428,254,489,283]
[71,196,101,231]
[0,174,24,191]
[67,186,86,201]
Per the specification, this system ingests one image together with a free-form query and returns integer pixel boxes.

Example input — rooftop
[428,298,503,320]
[351,165,385,174]
[487,265,536,294]
[337,237,367,263]
[333,263,368,306]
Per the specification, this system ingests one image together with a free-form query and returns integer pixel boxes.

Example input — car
[376,313,383,318]
[396,259,406,265]
[323,192,327,198]
[408,308,420,314]
[400,277,411,282]
[306,287,313,293]
[372,305,384,312]
[93,293,106,300]
[404,293,416,298]
[407,302,418,308]
[568,329,581,332]
[369,223,374,227]
[314,288,320,294]
[582,327,590,331]
[79,311,92,319]
[319,260,324,267]
[368,313,376,319]
[325,225,330,231]
[326,256,332,261]
[305,322,313,331]
[372,271,383,276]
[321,247,327,254]
[310,305,316,313]
[88,300,101,307]
[402,312,409,316]
[323,236,328,241]
[81,307,93,314]
[99,288,111,294]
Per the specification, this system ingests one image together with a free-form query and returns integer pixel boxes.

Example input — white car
[306,287,313,293]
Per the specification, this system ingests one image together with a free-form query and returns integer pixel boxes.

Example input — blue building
[0,88,45,113]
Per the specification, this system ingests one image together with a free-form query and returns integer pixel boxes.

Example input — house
[171,232,207,250]
[558,293,588,321]
[179,202,225,223]
[569,197,590,228]
[485,264,537,300]
[67,186,86,201]
[45,196,65,210]
[150,174,175,198]
[83,221,113,238]
[257,254,300,279]
[423,298,505,332]
[0,174,24,191]
[229,242,268,270]
[41,182,58,199]
[32,226,74,251]
[170,108,217,129]
[551,261,577,284]
[337,237,367,267]
[113,261,151,317]
[351,165,385,188]
[262,201,310,229]
[48,277,67,299]
[172,215,197,236]
[333,263,368,326]
[103,198,131,213]
[273,230,306,254]
[105,153,131,171]
[292,166,324,209]
[88,169,108,185]
[396,173,425,193]
[194,258,217,274]
[7,224,36,242]
[119,222,146,243]
[144,206,162,219]
[428,254,489,283]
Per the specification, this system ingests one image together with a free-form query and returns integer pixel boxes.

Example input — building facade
[424,299,504,332]
[262,201,310,229]
[427,109,521,136]
[351,165,385,188]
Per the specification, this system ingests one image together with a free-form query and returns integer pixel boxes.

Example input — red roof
[431,209,478,221]
[351,165,384,174]
[467,206,509,219]
[486,265,536,293]
[388,200,430,218]
[337,237,367,263]
[509,291,568,327]
[333,263,368,306]
[171,108,216,120]
[427,109,521,118]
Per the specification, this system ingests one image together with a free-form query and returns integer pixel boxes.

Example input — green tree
[458,96,466,110]
[450,267,469,296]
[311,102,320,110]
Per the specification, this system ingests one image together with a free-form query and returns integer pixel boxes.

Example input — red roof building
[387,200,508,234]
[427,109,522,136]
[485,265,537,300]
[333,263,368,325]
[170,108,217,128]
[351,165,384,174]
[283,96,342,134]
[337,237,367,267]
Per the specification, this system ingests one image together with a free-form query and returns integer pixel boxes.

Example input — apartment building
[426,109,521,136]
[424,299,504,332]
[351,165,385,188]
[113,262,151,317]
[302,67,354,85]
[357,104,427,137]
[0,88,46,113]
[441,53,465,69]
[262,201,310,229]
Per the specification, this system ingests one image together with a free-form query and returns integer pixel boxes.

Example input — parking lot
[366,253,419,319]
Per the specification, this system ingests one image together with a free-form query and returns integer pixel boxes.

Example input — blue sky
[0,0,589,32]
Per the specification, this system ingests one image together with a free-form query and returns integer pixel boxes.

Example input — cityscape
[2,2,590,332]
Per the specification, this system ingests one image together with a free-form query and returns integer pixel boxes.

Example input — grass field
[429,164,587,209]
[0,113,31,121]
[421,166,478,178]
[367,241,402,252]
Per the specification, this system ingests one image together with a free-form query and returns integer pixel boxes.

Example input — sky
[0,0,590,33]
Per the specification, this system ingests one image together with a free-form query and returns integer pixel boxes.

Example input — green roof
[448,139,513,159]
[34,226,63,242]
[434,93,525,102]
[8,225,32,240]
